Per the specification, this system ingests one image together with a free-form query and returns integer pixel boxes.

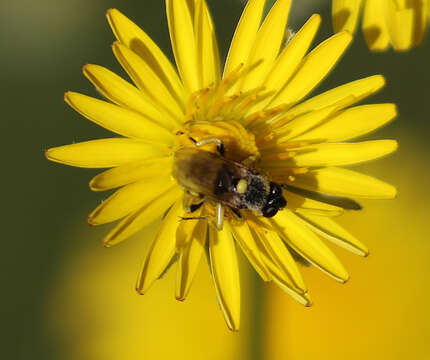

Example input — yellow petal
[136,198,184,294]
[387,0,430,49]
[209,222,241,331]
[241,0,292,91]
[88,176,177,226]
[112,42,184,121]
[272,278,313,306]
[362,0,391,51]
[175,205,204,249]
[253,219,307,294]
[106,8,185,104]
[104,185,182,247]
[293,103,398,142]
[271,31,352,108]
[64,92,173,144]
[332,0,363,33]
[288,167,397,199]
[256,238,312,306]
[223,0,266,77]
[297,213,369,256]
[45,138,167,168]
[186,0,196,17]
[387,1,415,51]
[272,209,349,282]
[176,219,207,300]
[411,0,429,46]
[230,221,271,281]
[195,0,221,88]
[82,64,176,130]
[283,189,344,217]
[166,0,200,92]
[269,140,398,168]
[263,14,321,99]
[276,104,338,142]
[89,156,173,192]
[287,75,386,117]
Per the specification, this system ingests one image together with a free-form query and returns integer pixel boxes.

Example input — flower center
[174,120,259,166]
[173,64,270,164]
[171,72,292,226]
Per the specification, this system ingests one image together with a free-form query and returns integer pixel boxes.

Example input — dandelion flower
[46,0,398,331]
[332,0,429,51]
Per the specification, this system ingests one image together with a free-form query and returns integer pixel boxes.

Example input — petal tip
[227,323,240,332]
[63,91,72,102]
[356,245,370,257]
[391,186,398,199]
[45,148,53,161]
[102,236,114,247]
[301,291,313,307]
[135,286,145,295]
[304,298,313,307]
[337,30,353,42]
[391,139,399,152]
[136,274,153,296]
[111,40,122,52]
[391,103,398,115]
[338,273,350,284]
[310,13,322,22]
[45,147,67,165]
[370,74,386,90]
[87,215,98,226]
[88,179,98,191]
[45,147,66,164]
[63,91,77,107]
[81,63,92,75]
[106,8,117,19]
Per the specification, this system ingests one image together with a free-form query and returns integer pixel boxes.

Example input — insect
[172,137,287,230]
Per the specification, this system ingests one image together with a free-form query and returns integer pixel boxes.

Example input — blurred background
[2,0,429,359]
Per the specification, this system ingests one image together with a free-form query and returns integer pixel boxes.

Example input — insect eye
[263,192,287,218]
[236,179,248,194]
[214,166,233,195]
[277,197,287,208]
[270,182,282,196]
[262,206,278,217]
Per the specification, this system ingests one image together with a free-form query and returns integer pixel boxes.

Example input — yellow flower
[46,0,398,331]
[332,0,430,51]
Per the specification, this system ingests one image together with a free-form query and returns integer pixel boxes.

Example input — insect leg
[194,137,225,156]
[189,202,204,212]
[179,216,209,221]
[229,207,242,220]
[183,191,205,213]
[216,203,224,231]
